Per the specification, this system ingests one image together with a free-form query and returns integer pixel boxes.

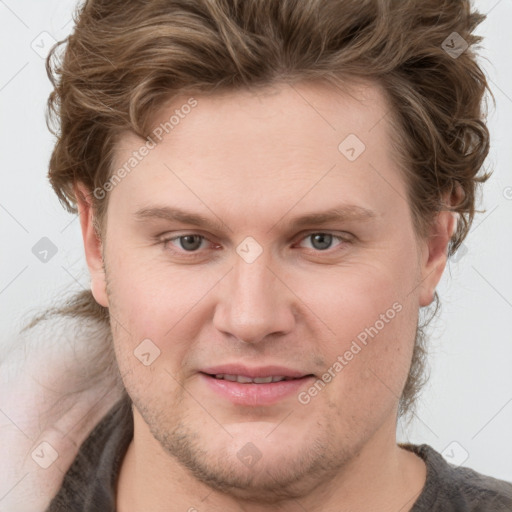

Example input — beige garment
[0,317,123,512]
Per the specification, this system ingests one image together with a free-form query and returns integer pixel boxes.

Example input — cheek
[308,249,420,403]
[316,316,417,434]
[333,291,419,411]
[307,257,414,341]
[104,247,228,358]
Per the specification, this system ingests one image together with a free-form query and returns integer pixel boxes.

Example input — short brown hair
[38,0,493,418]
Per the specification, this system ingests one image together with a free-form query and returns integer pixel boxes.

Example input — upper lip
[200,364,313,379]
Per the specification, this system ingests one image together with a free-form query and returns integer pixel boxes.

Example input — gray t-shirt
[45,394,512,511]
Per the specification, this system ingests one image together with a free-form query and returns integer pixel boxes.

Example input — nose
[212,249,296,345]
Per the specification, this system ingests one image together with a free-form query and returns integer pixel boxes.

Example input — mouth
[198,370,316,406]
[202,373,310,384]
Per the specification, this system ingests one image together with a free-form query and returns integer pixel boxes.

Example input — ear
[74,182,109,307]
[417,194,459,307]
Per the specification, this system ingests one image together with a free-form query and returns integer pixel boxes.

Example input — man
[36,0,512,510]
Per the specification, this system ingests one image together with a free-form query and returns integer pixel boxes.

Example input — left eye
[167,234,207,252]
[297,233,344,251]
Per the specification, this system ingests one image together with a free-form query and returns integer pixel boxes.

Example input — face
[80,80,450,500]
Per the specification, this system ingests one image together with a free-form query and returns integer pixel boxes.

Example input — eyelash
[157,231,353,259]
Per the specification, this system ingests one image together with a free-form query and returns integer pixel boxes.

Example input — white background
[0,0,511,485]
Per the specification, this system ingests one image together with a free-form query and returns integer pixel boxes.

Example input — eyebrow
[133,204,377,232]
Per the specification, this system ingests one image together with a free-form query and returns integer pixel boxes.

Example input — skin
[77,80,455,511]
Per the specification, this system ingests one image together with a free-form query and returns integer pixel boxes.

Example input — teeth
[236,375,254,383]
[253,376,273,383]
[213,374,291,383]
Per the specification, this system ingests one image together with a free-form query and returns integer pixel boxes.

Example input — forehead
[147,79,392,156]
[108,80,407,225]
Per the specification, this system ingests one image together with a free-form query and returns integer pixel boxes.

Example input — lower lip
[199,373,315,406]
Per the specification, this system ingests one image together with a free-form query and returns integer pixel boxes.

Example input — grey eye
[308,233,333,250]
[178,235,204,251]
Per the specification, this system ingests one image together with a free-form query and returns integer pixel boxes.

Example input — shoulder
[45,393,133,512]
[401,443,512,512]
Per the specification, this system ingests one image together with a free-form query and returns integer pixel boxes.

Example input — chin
[155,419,343,502]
